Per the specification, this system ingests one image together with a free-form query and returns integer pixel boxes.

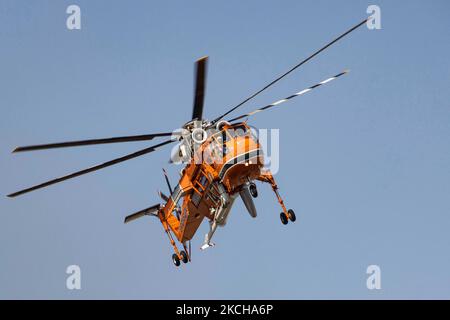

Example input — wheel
[249,183,258,198]
[180,250,189,264]
[172,253,181,267]
[288,209,296,222]
[280,212,288,225]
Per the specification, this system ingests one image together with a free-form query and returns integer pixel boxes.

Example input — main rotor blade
[229,70,349,122]
[7,139,174,198]
[12,133,175,153]
[211,18,368,124]
[192,56,208,120]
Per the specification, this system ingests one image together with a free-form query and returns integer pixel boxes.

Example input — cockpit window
[221,131,230,142]
[226,125,248,138]
[235,127,247,137]
[199,174,208,187]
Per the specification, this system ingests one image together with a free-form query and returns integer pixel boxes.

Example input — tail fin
[124,204,160,224]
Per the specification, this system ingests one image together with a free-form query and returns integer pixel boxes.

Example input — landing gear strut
[161,217,191,267]
[257,171,296,225]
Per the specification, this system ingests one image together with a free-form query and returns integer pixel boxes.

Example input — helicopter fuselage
[158,122,264,247]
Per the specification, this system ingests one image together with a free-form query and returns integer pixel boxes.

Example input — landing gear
[280,209,296,225]
[162,220,190,267]
[249,183,258,198]
[159,197,192,267]
[280,212,288,225]
[257,171,296,226]
[172,253,181,267]
[172,251,189,267]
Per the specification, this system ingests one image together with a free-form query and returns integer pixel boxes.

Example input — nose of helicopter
[219,147,264,190]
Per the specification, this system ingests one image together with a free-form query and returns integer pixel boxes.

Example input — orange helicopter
[8,19,368,266]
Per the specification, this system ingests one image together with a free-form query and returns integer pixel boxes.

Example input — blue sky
[1,0,449,299]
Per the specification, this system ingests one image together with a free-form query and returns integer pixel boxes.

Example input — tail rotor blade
[162,168,173,195]
[158,190,169,202]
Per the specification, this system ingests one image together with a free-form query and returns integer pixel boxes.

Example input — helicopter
[8,18,368,267]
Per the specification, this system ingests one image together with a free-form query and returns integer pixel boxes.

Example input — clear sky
[1,0,449,299]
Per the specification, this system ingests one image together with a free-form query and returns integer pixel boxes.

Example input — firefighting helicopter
[8,18,368,266]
